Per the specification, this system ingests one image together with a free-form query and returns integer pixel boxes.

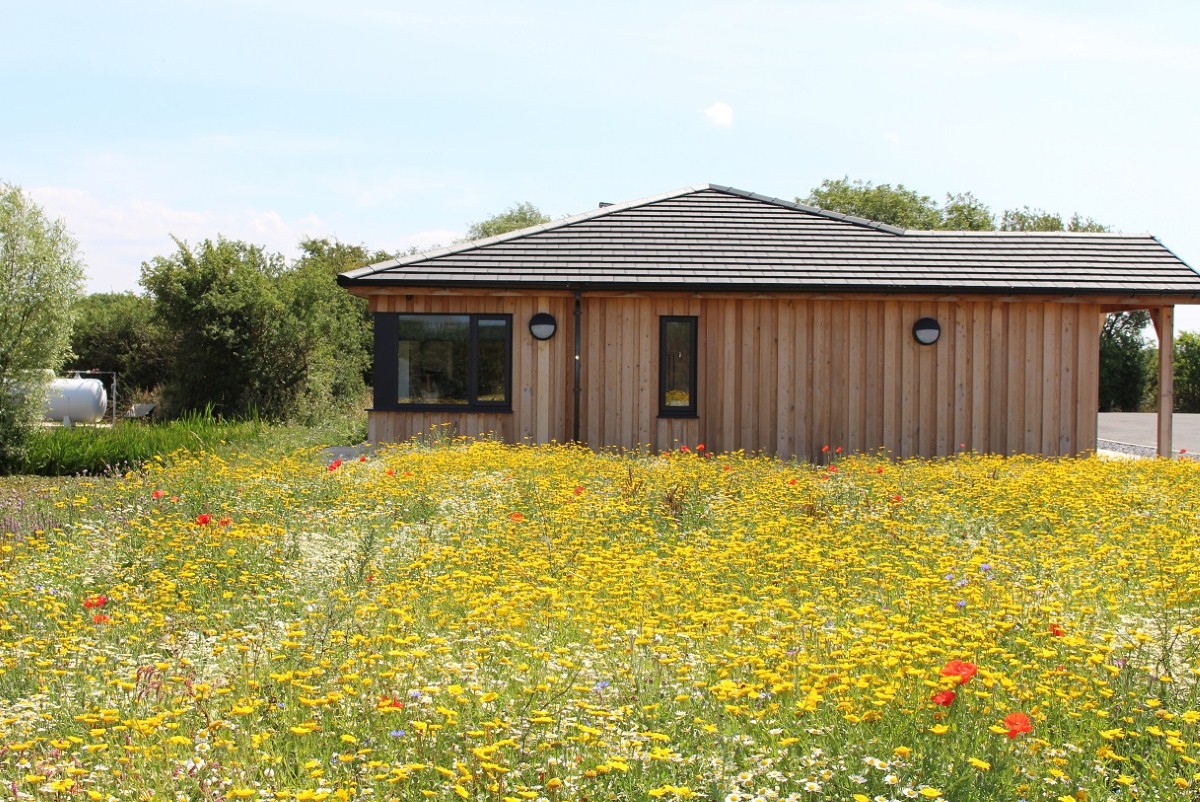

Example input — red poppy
[679,445,690,453]
[828,465,838,473]
[151,489,165,499]
[92,613,111,624]
[821,445,830,453]
[574,486,584,495]
[941,659,978,685]
[358,455,367,462]
[195,514,212,526]
[509,512,525,522]
[385,469,395,476]
[1004,712,1032,738]
[931,689,956,707]
[890,494,902,504]
[788,478,797,485]
[696,444,705,452]
[218,516,232,527]
[83,594,108,609]
[1049,623,1065,637]
[328,458,342,471]
[835,446,843,454]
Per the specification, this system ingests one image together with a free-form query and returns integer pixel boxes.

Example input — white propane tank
[44,378,108,424]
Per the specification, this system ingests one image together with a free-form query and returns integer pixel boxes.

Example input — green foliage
[0,180,86,470]
[140,236,302,419]
[139,236,388,422]
[463,201,550,241]
[802,177,943,229]
[940,191,996,231]
[282,239,386,420]
[1174,331,1200,413]
[1099,311,1151,411]
[999,206,1064,232]
[8,409,367,477]
[67,292,168,397]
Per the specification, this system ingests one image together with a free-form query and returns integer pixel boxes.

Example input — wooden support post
[1151,307,1175,457]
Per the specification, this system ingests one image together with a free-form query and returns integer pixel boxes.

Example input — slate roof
[339,184,1200,297]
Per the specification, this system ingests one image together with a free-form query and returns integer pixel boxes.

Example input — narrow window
[659,316,698,417]
[394,314,511,409]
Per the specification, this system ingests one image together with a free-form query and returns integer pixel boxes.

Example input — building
[338,184,1200,459]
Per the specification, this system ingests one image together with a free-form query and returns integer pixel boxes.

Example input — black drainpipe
[573,290,582,443]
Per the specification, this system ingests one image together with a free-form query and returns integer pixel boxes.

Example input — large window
[659,316,697,417]
[379,313,511,409]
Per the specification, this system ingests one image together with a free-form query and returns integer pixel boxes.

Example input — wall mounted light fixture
[912,317,941,345]
[529,312,557,340]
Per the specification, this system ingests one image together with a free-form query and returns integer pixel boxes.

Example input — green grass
[11,409,367,477]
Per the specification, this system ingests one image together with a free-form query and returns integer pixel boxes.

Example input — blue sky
[4,0,1199,331]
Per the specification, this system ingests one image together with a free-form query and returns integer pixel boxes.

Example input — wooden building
[338,185,1200,459]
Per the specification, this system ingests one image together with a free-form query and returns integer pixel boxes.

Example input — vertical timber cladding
[576,293,1100,457]
[366,291,1101,458]
[366,292,575,445]
[681,295,1101,459]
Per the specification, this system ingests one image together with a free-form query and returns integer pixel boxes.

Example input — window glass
[397,315,470,404]
[476,318,509,402]
[660,317,697,416]
[395,314,511,407]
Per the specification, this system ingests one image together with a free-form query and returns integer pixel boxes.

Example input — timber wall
[366,291,1104,459]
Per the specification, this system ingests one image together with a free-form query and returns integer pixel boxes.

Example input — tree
[0,181,85,470]
[283,238,391,419]
[140,237,303,419]
[1099,310,1151,411]
[464,202,550,241]
[1174,331,1200,413]
[941,192,996,231]
[67,292,168,398]
[802,178,943,230]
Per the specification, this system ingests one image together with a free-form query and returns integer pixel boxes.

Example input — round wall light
[912,317,941,345]
[529,312,557,341]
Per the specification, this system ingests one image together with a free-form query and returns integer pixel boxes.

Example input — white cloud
[703,101,734,127]
[27,186,334,294]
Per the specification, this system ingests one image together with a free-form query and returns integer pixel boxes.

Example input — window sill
[657,412,699,420]
[370,405,513,414]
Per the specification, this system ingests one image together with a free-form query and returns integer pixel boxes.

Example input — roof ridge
[707,184,907,234]
[341,183,912,280]
[342,184,714,280]
[905,229,1152,237]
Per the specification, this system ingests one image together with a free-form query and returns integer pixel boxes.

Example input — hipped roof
[338,184,1200,297]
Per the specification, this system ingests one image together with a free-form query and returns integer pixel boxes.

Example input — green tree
[1099,310,1151,411]
[1174,331,1200,413]
[802,178,943,229]
[140,237,303,419]
[941,192,996,231]
[464,202,550,241]
[0,181,86,470]
[67,292,167,398]
[283,238,391,419]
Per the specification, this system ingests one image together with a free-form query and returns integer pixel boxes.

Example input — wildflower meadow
[1,439,1199,801]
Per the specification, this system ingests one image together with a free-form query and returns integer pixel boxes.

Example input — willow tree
[0,181,86,471]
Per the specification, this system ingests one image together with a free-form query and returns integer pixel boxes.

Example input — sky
[4,0,1200,332]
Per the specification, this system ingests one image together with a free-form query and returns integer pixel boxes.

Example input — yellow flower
[968,758,991,771]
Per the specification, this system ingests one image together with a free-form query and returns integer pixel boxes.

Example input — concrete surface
[1098,412,1200,454]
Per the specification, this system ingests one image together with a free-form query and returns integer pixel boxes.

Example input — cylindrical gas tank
[44,378,108,424]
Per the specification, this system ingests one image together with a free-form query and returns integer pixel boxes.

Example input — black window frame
[372,312,513,412]
[658,315,698,418]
